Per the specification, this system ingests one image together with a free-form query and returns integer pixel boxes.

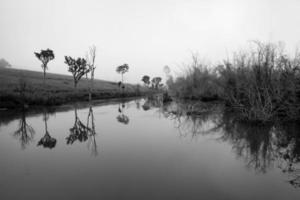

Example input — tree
[86,45,97,101]
[116,103,130,124]
[37,112,56,149]
[34,49,55,86]
[141,75,150,87]
[0,58,11,68]
[13,110,35,149]
[87,105,98,156]
[66,106,91,145]
[116,64,129,92]
[151,77,162,89]
[163,65,171,76]
[163,65,173,89]
[64,56,89,90]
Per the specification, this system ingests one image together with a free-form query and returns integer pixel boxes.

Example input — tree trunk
[43,68,46,87]
[74,81,78,94]
[89,75,94,102]
[121,73,124,94]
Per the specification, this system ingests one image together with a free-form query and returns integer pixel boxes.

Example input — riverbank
[0,68,152,109]
[167,42,300,123]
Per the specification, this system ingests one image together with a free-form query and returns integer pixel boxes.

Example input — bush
[168,41,300,122]
[167,54,223,100]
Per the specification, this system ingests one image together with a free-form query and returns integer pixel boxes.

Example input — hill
[0,68,146,108]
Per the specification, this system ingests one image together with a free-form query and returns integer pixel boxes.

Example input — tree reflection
[116,102,130,125]
[66,106,91,144]
[37,111,57,149]
[142,95,163,111]
[274,123,300,188]
[86,105,98,156]
[13,109,35,149]
[219,115,275,173]
[160,101,222,139]
[218,112,300,187]
[156,101,300,188]
[135,99,141,110]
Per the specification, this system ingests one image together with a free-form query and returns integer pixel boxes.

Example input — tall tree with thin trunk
[34,49,55,86]
[116,64,129,93]
[37,111,57,149]
[86,45,97,102]
[64,56,89,91]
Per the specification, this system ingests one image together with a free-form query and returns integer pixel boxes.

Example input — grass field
[0,68,147,108]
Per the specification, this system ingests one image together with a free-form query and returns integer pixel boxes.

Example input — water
[0,97,299,200]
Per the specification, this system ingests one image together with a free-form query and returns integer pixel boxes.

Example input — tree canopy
[64,56,89,88]
[142,75,150,85]
[151,77,162,89]
[116,64,129,75]
[34,49,55,70]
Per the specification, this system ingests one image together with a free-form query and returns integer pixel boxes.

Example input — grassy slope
[0,68,145,107]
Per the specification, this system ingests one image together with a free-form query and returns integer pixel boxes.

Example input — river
[0,97,299,200]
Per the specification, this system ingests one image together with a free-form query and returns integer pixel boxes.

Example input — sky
[1,0,300,83]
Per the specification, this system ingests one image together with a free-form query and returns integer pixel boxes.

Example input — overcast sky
[1,0,300,83]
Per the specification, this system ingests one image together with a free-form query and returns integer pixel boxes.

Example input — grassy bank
[167,41,300,123]
[0,68,149,108]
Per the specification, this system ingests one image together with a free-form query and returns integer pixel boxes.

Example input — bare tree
[86,45,97,101]
[13,110,35,149]
[87,105,98,156]
[34,49,55,86]
[64,56,89,90]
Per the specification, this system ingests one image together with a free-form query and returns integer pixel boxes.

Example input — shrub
[168,42,300,122]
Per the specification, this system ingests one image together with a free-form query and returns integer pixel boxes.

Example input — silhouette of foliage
[116,64,129,92]
[34,49,55,85]
[116,64,129,77]
[37,112,57,149]
[66,107,91,144]
[64,56,89,89]
[151,77,162,89]
[142,75,150,86]
[13,110,35,149]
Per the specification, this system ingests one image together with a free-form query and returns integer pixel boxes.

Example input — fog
[1,0,300,83]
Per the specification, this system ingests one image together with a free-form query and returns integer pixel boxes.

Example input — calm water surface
[0,98,299,200]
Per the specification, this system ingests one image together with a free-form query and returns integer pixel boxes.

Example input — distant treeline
[167,41,300,122]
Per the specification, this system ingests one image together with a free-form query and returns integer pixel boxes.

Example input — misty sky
[1,0,300,83]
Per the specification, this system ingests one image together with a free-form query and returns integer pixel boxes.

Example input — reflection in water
[135,99,141,110]
[86,105,98,156]
[0,97,299,194]
[116,102,130,125]
[65,104,98,156]
[274,123,300,188]
[37,111,57,149]
[13,109,35,149]
[142,95,163,111]
[147,97,300,188]
[162,101,222,138]
[66,106,91,144]
[221,118,300,188]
